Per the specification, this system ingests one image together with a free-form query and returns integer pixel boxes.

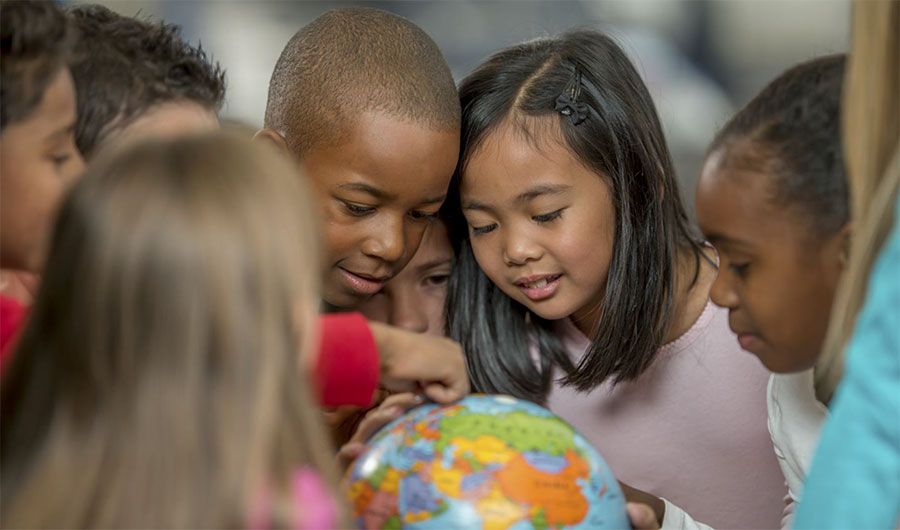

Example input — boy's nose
[361,221,405,264]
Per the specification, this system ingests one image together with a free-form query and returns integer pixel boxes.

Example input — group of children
[0,0,897,528]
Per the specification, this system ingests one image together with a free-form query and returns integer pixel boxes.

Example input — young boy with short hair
[2,5,469,404]
[1,0,84,361]
[259,6,465,447]
[259,7,461,311]
[66,4,225,158]
[2,1,224,359]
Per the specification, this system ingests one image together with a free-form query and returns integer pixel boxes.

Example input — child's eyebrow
[461,199,493,212]
[420,194,446,205]
[339,182,393,200]
[705,232,754,250]
[415,257,453,274]
[515,184,571,205]
[339,182,444,206]
[46,121,76,144]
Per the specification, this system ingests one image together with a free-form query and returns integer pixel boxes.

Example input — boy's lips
[338,267,389,295]
[514,273,562,301]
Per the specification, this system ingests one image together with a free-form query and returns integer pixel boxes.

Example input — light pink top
[248,468,339,530]
[546,300,786,529]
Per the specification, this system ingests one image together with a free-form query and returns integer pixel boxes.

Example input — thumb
[626,502,660,530]
[336,442,366,471]
[422,381,464,404]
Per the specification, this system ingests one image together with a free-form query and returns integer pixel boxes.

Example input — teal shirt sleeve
[794,198,900,529]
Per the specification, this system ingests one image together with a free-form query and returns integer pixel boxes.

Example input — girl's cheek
[472,247,503,284]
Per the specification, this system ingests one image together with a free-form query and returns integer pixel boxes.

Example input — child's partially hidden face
[301,112,459,309]
[461,119,616,332]
[0,68,83,272]
[357,220,453,335]
[696,149,849,373]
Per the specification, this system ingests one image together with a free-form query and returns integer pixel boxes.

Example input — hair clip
[555,69,589,125]
[555,93,589,125]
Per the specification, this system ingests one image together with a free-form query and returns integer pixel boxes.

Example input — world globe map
[346,394,628,529]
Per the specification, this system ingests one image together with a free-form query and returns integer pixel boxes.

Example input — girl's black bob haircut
[444,30,706,403]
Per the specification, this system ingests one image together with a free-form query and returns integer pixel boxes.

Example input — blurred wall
[72,0,850,214]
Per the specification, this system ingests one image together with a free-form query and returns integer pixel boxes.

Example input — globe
[346,394,629,529]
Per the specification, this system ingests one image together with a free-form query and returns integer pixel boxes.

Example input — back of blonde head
[1,133,339,527]
[816,0,900,402]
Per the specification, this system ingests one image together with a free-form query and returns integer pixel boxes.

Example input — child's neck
[664,245,717,344]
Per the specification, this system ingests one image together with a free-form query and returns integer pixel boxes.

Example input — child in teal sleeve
[794,194,900,528]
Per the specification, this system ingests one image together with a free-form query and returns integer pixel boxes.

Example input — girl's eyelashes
[469,207,564,236]
[49,153,71,168]
[424,272,450,287]
[409,210,439,222]
[341,200,375,216]
[470,223,497,236]
[532,208,565,224]
[728,262,750,277]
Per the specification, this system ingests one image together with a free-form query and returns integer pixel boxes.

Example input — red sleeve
[315,313,379,407]
[0,295,27,376]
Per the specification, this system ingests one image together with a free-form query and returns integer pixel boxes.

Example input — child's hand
[336,393,424,469]
[368,322,470,403]
[619,481,664,527]
[323,389,391,447]
[627,502,661,529]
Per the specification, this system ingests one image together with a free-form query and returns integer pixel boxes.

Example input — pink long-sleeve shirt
[546,300,786,529]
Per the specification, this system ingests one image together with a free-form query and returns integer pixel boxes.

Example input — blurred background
[68,0,850,213]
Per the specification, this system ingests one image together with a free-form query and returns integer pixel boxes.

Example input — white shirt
[662,369,828,529]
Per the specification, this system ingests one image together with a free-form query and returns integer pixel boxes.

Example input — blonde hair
[815,0,900,403]
[1,133,340,527]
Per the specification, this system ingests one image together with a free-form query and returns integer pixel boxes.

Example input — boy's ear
[254,128,290,154]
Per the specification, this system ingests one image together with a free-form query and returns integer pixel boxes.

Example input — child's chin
[321,287,369,312]
[522,301,573,323]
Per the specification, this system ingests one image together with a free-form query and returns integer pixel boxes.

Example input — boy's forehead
[6,68,77,138]
[301,111,458,202]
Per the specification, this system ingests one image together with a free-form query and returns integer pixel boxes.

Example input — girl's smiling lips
[514,273,563,301]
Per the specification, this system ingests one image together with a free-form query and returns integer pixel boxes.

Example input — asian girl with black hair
[444,30,786,528]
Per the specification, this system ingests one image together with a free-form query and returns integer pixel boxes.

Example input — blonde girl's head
[816,0,899,403]
[1,133,338,527]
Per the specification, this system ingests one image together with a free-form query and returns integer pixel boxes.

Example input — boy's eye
[470,223,497,236]
[532,208,564,224]
[409,210,439,222]
[341,201,375,216]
